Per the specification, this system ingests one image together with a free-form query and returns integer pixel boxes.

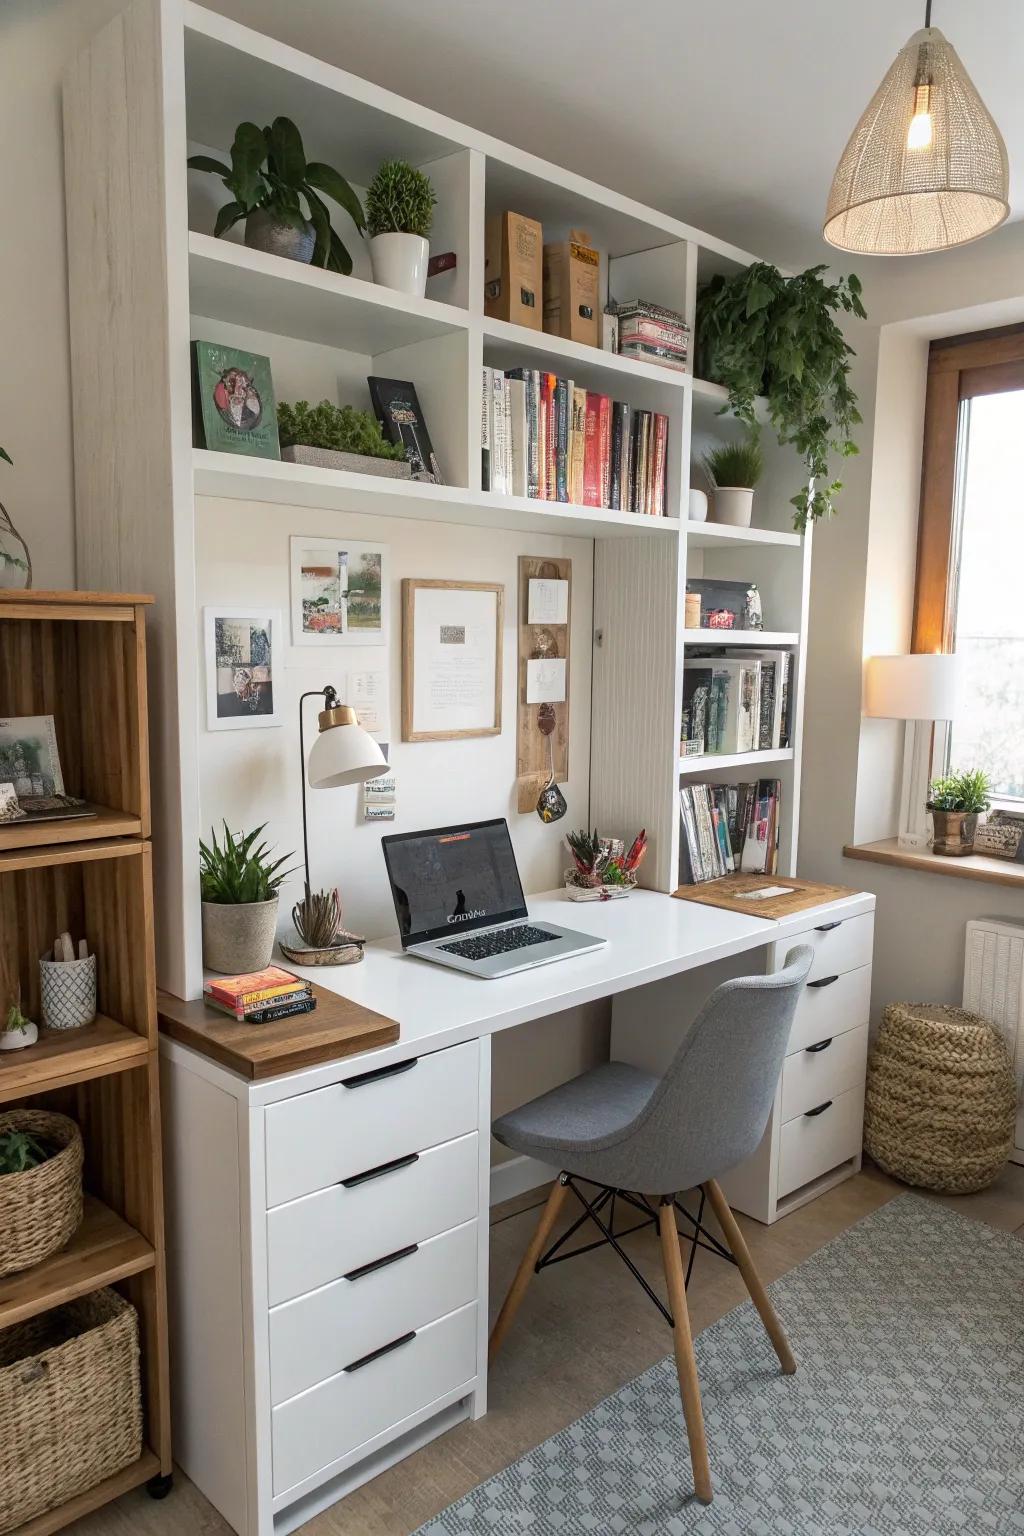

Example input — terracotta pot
[201,897,279,973]
[931,809,977,857]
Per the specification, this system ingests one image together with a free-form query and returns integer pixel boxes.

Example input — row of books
[679,780,782,884]
[204,964,316,1024]
[681,650,794,757]
[606,298,690,374]
[481,367,669,515]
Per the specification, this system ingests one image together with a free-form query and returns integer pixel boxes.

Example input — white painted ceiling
[204,0,1023,272]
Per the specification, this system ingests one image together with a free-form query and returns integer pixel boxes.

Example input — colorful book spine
[480,367,491,491]
[570,386,587,504]
[583,392,602,507]
[541,373,558,500]
[597,395,613,508]
[652,413,668,516]
[554,377,570,502]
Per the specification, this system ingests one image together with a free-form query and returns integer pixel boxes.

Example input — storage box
[484,212,543,330]
[543,229,601,347]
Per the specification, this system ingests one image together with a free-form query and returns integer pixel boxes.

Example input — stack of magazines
[204,965,316,1024]
[611,299,690,372]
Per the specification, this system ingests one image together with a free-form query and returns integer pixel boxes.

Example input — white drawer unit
[774,911,873,982]
[270,1219,479,1405]
[781,1024,869,1123]
[787,965,871,1053]
[272,1301,479,1497]
[265,1040,480,1207]
[778,1083,866,1200]
[268,1133,480,1306]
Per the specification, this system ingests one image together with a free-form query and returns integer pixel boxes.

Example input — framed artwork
[402,579,504,741]
[204,608,282,730]
[289,536,388,647]
[0,716,64,798]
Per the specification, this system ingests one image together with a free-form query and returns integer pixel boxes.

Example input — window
[913,328,1024,802]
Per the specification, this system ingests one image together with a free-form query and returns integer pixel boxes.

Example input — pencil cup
[39,953,97,1031]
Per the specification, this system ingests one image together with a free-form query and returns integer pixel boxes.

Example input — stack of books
[610,299,690,373]
[681,649,794,757]
[679,779,781,883]
[204,965,316,1024]
[481,367,668,515]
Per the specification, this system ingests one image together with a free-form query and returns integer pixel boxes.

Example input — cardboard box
[484,211,543,329]
[543,229,601,347]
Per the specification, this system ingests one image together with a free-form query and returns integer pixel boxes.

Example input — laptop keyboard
[438,925,556,962]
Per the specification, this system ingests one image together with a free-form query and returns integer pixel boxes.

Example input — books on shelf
[681,649,794,756]
[679,779,781,884]
[607,299,690,373]
[204,965,315,1024]
[481,367,668,514]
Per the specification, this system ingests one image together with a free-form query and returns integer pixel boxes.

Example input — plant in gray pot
[188,117,365,270]
[199,822,298,974]
[365,159,437,297]
[278,399,411,479]
[927,769,992,857]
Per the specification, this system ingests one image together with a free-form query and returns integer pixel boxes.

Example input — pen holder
[39,953,97,1032]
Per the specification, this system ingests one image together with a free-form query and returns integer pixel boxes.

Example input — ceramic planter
[281,444,411,479]
[0,1020,37,1051]
[202,897,279,974]
[369,233,429,297]
[39,953,97,1031]
[931,809,977,856]
[245,208,315,264]
[712,487,755,527]
[688,490,709,522]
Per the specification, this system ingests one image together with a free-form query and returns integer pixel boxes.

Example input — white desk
[159,886,875,1536]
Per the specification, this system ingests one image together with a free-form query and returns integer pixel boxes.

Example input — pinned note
[526,657,567,704]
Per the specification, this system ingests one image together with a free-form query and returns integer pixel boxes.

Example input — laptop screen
[382,819,528,947]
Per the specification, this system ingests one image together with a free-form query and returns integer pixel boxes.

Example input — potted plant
[564,828,647,901]
[199,822,298,973]
[0,1000,37,1052]
[703,435,764,528]
[0,444,31,590]
[928,769,992,856]
[696,262,866,530]
[280,886,364,967]
[278,399,411,479]
[0,1109,84,1277]
[365,159,437,297]
[188,117,365,270]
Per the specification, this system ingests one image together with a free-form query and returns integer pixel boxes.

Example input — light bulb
[907,81,933,150]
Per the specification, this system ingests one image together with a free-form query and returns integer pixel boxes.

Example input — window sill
[843,838,1024,890]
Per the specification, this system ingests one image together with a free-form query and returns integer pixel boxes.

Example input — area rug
[415,1196,1024,1535]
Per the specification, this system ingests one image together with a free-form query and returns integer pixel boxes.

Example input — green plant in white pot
[703,434,764,528]
[365,159,437,297]
[199,823,297,974]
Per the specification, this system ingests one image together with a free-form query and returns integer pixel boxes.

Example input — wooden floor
[67,1161,1024,1536]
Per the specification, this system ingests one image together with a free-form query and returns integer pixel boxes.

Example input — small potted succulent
[365,159,437,297]
[280,886,365,967]
[278,399,411,479]
[703,435,764,528]
[0,999,37,1052]
[188,117,365,269]
[564,828,647,901]
[199,822,298,973]
[928,769,992,856]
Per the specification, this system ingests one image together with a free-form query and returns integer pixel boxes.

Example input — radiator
[963,918,1024,1162]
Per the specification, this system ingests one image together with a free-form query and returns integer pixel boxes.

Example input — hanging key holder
[535,704,567,823]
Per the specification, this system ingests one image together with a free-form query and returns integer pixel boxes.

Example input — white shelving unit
[63,0,812,998]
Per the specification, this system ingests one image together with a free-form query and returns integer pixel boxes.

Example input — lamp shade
[863,653,962,720]
[307,708,388,787]
[824,27,1008,255]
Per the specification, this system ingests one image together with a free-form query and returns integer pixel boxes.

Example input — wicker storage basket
[864,1003,1017,1194]
[0,1109,83,1278]
[0,1288,142,1533]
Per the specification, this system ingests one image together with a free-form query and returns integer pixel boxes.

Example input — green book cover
[193,341,280,459]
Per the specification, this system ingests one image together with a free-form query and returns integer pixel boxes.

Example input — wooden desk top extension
[157,982,399,1081]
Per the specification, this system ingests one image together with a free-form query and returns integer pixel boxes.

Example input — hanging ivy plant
[696,263,867,531]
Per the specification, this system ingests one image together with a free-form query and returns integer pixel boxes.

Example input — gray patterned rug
[416,1196,1024,1535]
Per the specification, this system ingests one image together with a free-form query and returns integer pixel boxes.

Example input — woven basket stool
[864,1003,1017,1194]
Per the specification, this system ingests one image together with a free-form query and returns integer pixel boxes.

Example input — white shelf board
[684,629,799,646]
[193,451,681,539]
[678,748,794,775]
[691,376,770,424]
[188,233,469,354]
[483,318,690,395]
[685,522,801,551]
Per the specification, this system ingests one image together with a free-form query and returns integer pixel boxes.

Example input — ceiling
[204,0,1023,273]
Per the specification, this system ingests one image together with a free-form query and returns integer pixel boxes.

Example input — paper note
[528,578,569,626]
[526,657,567,704]
[362,761,396,822]
[350,668,388,734]
[743,885,793,901]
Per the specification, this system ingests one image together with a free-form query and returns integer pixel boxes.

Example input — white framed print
[204,608,283,730]
[290,536,389,646]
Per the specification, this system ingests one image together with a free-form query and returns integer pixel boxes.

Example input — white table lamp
[863,654,962,849]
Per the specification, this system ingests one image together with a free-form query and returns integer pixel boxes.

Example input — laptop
[381,818,606,978]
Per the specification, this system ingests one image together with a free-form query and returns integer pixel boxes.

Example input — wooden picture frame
[401,579,504,741]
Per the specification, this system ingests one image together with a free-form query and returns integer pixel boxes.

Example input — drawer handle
[807,974,839,989]
[343,1330,416,1374]
[814,920,842,933]
[804,1100,833,1118]
[344,1244,419,1283]
[341,1152,420,1189]
[342,1057,419,1090]
[805,1037,833,1054]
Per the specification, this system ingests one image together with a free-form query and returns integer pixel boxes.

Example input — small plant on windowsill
[277,399,410,480]
[928,769,992,857]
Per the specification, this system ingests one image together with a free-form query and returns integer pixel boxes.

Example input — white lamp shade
[863,653,962,721]
[307,719,388,787]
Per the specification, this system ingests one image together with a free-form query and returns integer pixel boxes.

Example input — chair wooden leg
[703,1178,796,1375]
[488,1177,569,1363]
[658,1200,713,1505]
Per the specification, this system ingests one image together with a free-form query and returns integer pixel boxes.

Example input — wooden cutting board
[673,872,860,919]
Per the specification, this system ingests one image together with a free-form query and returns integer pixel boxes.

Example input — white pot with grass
[365,160,437,299]
[199,823,297,975]
[704,435,763,530]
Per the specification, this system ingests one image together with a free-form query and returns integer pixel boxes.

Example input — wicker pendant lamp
[824,2,1008,255]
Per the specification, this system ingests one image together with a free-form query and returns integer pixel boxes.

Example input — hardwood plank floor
[64,1162,1024,1536]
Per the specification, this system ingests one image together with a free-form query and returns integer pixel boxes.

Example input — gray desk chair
[489,944,814,1506]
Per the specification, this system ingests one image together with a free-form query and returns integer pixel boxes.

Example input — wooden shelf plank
[684,629,799,647]
[844,837,1024,889]
[0,1014,149,1103]
[0,1195,154,1327]
[679,748,794,775]
[16,1448,161,1536]
[0,836,146,874]
[0,804,143,854]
